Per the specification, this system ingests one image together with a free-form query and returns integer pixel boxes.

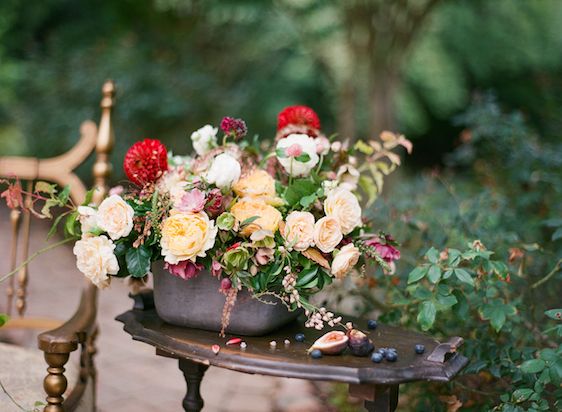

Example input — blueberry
[367,319,378,330]
[415,344,425,354]
[378,348,388,358]
[295,333,305,342]
[371,352,383,363]
[386,351,398,362]
[310,349,323,359]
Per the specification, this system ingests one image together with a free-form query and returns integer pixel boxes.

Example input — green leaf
[545,309,562,321]
[64,211,79,237]
[428,265,441,283]
[57,185,71,205]
[425,247,439,264]
[35,181,57,195]
[512,388,534,403]
[294,153,311,163]
[275,148,287,158]
[447,249,462,266]
[47,213,66,239]
[443,269,454,279]
[41,198,59,218]
[125,245,152,278]
[436,294,458,310]
[240,216,260,227]
[454,268,474,286]
[284,179,317,207]
[82,188,95,206]
[417,301,436,331]
[299,193,317,208]
[408,266,428,284]
[520,359,546,374]
[480,301,517,332]
[296,267,318,287]
[0,313,9,327]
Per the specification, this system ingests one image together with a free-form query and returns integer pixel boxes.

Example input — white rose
[73,235,119,289]
[331,243,360,279]
[324,188,362,235]
[313,216,343,253]
[206,153,241,189]
[77,206,98,235]
[190,125,218,156]
[276,134,319,177]
[283,211,315,251]
[97,195,135,240]
[336,164,360,191]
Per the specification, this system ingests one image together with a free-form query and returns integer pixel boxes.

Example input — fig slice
[308,331,349,355]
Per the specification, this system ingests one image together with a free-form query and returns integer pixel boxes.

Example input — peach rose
[230,199,282,237]
[160,210,217,264]
[313,216,343,253]
[96,195,134,240]
[331,243,360,279]
[324,188,362,235]
[283,211,315,251]
[233,170,276,200]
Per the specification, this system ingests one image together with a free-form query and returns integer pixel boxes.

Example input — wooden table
[116,290,468,412]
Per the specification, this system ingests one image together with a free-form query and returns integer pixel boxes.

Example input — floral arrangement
[1,106,411,333]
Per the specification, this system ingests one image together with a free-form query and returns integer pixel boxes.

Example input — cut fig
[347,329,374,357]
[309,331,349,355]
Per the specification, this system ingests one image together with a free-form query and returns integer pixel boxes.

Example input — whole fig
[347,329,374,357]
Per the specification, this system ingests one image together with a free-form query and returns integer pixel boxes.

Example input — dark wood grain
[116,308,468,386]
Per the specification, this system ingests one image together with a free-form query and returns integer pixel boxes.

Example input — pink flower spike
[164,261,203,280]
[211,344,220,355]
[226,338,242,346]
[177,188,206,213]
[286,143,303,158]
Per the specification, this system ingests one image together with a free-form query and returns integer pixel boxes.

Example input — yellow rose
[283,211,315,251]
[313,216,343,253]
[233,170,275,198]
[160,210,217,264]
[230,199,282,237]
[331,243,360,279]
[324,188,362,235]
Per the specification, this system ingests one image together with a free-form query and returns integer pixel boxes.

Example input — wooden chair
[0,81,115,412]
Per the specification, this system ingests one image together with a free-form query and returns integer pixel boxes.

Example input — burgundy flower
[164,260,203,280]
[220,117,247,140]
[123,139,168,186]
[211,260,223,277]
[205,188,224,217]
[365,235,401,264]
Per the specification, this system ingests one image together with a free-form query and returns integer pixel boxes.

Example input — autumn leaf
[301,248,330,269]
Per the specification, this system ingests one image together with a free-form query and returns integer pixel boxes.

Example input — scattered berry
[415,344,425,354]
[295,333,305,342]
[211,344,220,355]
[226,338,242,346]
[367,319,378,330]
[310,349,323,359]
[388,347,397,353]
[270,340,277,348]
[240,342,247,349]
[377,348,388,358]
[371,352,383,363]
[284,339,291,345]
[386,351,398,362]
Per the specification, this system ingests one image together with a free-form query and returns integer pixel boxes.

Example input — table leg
[178,359,209,412]
[349,383,399,412]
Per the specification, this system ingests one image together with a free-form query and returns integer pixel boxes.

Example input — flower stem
[531,258,562,289]
[0,237,76,283]
[0,377,27,411]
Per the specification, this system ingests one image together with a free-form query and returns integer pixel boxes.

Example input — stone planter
[153,263,300,336]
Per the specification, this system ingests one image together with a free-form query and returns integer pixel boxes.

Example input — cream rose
[73,235,119,289]
[283,211,315,251]
[313,216,343,253]
[96,195,134,240]
[206,153,241,189]
[276,134,319,177]
[331,243,360,279]
[230,199,282,237]
[160,210,217,264]
[324,188,362,235]
[77,205,98,235]
[158,169,187,208]
[190,124,218,156]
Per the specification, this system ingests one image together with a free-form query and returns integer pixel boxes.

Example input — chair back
[0,80,115,319]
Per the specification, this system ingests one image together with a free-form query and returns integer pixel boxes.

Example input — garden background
[0,0,560,411]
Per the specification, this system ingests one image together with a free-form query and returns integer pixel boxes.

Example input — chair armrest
[38,283,98,354]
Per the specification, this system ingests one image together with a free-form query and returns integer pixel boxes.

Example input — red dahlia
[277,105,321,131]
[123,138,168,186]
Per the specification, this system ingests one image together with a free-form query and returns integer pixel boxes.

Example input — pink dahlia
[123,139,168,186]
[365,234,401,264]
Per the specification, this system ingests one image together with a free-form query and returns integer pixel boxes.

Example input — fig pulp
[309,331,349,355]
[347,329,374,357]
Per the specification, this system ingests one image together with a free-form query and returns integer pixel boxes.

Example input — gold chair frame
[0,80,115,412]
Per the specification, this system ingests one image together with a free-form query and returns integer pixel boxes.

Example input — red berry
[220,278,232,290]
[123,138,168,186]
